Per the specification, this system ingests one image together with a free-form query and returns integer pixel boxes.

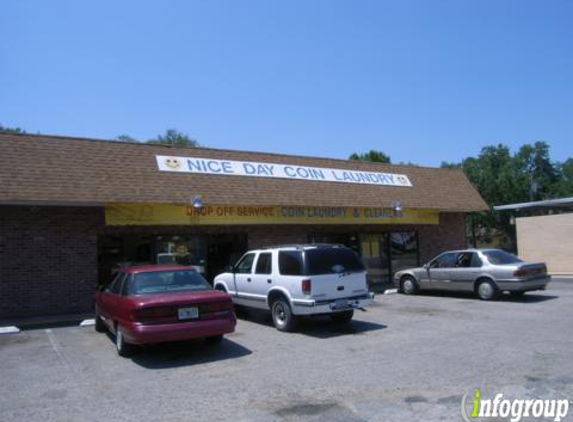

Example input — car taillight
[204,302,234,313]
[514,265,548,278]
[131,307,174,321]
[301,279,311,295]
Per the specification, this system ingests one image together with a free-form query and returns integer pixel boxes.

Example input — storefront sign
[156,155,413,187]
[105,203,438,226]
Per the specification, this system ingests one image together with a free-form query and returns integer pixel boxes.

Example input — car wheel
[476,280,499,301]
[205,334,224,344]
[115,325,133,357]
[330,310,354,324]
[400,276,419,295]
[94,313,106,333]
[271,298,297,332]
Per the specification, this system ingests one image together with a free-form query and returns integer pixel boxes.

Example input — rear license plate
[178,307,199,320]
[330,299,349,311]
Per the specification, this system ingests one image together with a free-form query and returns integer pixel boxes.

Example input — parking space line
[45,329,74,372]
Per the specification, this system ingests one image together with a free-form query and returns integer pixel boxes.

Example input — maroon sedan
[94,265,236,356]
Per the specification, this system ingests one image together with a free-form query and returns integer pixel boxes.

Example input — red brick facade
[0,206,466,320]
[0,206,103,320]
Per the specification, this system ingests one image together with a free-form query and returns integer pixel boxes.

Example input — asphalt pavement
[0,279,572,422]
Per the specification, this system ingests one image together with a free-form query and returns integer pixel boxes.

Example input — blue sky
[1,0,571,166]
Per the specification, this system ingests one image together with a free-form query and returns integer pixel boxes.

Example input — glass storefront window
[389,231,419,273]
[155,236,207,273]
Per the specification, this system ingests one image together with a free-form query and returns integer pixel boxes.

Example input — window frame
[255,252,273,275]
[234,253,256,274]
[106,272,126,295]
[278,250,305,276]
[429,252,457,269]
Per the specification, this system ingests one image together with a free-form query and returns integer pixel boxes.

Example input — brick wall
[0,207,465,320]
[418,212,467,263]
[0,205,104,320]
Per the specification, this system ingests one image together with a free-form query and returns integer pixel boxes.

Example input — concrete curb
[0,326,20,334]
[0,313,94,331]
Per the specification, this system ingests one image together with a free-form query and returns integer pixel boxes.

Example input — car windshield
[306,248,365,275]
[482,250,523,265]
[128,270,211,295]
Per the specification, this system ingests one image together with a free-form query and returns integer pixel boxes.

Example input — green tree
[440,161,461,169]
[552,158,573,197]
[459,145,524,249]
[447,142,568,250]
[0,124,25,133]
[147,129,199,147]
[513,141,558,201]
[116,134,138,142]
[349,150,391,163]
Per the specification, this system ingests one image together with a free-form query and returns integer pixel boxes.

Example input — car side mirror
[423,263,430,270]
[225,264,235,273]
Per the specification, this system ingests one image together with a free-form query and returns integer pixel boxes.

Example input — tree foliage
[116,134,138,142]
[349,150,391,163]
[146,129,198,147]
[442,141,572,250]
[0,124,25,134]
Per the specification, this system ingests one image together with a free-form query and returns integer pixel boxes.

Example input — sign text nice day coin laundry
[156,155,413,187]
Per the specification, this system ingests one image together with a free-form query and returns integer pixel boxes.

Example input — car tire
[115,325,133,357]
[476,280,500,301]
[205,335,224,344]
[330,310,354,324]
[271,298,297,332]
[94,313,106,333]
[400,276,419,295]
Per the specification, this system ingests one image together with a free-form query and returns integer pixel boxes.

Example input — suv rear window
[306,248,365,275]
[279,251,304,276]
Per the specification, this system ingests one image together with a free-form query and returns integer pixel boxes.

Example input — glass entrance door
[360,234,391,290]
[389,232,419,273]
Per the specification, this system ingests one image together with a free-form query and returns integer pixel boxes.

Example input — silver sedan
[393,249,551,300]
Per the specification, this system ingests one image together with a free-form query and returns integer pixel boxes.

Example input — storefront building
[0,133,487,320]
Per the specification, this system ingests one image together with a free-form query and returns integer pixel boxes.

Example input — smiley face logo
[397,176,408,185]
[164,157,181,170]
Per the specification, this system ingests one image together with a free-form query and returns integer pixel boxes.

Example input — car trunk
[514,263,548,279]
[129,290,233,324]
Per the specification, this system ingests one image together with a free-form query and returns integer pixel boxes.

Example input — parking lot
[1,279,572,422]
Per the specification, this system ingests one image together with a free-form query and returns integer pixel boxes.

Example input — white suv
[214,244,374,331]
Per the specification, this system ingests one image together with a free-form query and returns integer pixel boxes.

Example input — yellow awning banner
[105,203,439,226]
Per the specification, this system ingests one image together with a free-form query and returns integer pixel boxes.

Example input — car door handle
[247,278,252,282]
[267,279,272,284]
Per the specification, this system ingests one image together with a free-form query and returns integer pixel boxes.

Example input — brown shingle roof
[0,132,488,212]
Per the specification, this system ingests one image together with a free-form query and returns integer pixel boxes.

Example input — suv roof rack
[260,243,346,250]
